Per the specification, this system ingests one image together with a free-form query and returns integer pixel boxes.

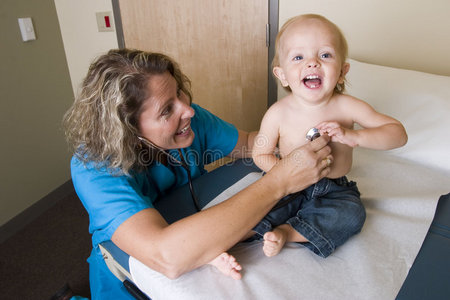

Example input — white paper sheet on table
[130,59,450,300]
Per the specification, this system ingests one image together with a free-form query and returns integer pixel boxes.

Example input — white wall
[54,0,118,96]
[278,0,450,77]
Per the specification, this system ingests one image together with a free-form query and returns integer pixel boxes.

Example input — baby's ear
[338,62,350,84]
[273,67,289,87]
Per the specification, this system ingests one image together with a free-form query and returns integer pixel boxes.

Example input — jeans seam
[252,219,273,237]
[287,217,335,257]
[311,178,332,198]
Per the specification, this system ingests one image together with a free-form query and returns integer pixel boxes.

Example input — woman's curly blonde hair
[63,49,192,175]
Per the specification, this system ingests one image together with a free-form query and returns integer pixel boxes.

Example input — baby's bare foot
[208,252,242,280]
[263,227,288,257]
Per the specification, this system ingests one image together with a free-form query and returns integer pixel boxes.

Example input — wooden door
[116,0,268,132]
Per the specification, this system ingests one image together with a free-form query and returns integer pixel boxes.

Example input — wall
[278,0,450,77]
[4,0,448,227]
[54,0,118,96]
[0,0,73,226]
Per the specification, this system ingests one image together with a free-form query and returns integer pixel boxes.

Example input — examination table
[100,159,450,300]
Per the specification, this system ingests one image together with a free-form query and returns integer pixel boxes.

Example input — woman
[63,49,332,299]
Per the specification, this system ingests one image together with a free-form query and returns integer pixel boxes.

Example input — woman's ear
[273,67,289,87]
[338,62,350,84]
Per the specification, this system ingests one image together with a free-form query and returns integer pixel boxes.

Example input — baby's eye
[293,55,303,61]
[321,53,332,59]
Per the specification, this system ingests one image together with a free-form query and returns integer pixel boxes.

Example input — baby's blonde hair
[273,14,349,93]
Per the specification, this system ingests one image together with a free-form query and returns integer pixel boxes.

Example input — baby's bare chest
[277,109,353,156]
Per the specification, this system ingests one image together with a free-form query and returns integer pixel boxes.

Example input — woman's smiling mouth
[176,124,191,135]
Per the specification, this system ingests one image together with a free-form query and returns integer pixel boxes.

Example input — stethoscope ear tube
[138,136,201,211]
[177,149,201,211]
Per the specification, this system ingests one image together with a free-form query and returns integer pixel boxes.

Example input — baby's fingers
[327,127,344,137]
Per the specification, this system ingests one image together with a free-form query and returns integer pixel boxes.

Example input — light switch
[18,18,36,42]
[96,12,114,32]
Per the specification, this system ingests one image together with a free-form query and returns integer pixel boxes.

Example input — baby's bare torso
[277,95,354,179]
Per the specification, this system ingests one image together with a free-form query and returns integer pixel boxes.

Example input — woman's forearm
[112,171,288,278]
[160,172,289,276]
[113,135,332,278]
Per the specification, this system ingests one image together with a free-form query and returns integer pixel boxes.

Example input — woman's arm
[112,135,332,279]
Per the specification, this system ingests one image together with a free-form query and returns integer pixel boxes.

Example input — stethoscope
[137,136,201,211]
[137,127,321,213]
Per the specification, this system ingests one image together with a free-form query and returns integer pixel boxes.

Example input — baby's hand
[315,121,358,147]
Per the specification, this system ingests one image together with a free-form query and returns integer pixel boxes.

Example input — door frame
[111,0,279,108]
[267,0,279,107]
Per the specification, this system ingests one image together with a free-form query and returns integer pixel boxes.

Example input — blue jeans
[253,176,366,258]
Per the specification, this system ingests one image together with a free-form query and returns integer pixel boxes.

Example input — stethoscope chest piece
[306,127,321,141]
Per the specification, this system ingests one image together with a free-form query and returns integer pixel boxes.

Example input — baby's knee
[335,200,366,234]
[352,201,366,231]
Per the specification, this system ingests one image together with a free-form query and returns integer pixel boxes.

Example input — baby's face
[274,18,347,102]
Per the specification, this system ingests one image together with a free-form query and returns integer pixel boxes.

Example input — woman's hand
[267,134,332,196]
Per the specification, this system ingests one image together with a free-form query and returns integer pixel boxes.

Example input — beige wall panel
[279,0,450,76]
[119,0,268,131]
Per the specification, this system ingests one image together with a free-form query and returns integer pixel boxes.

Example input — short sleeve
[70,157,155,247]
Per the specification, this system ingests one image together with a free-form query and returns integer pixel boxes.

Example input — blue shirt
[71,104,238,299]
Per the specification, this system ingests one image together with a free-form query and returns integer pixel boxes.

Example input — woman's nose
[180,100,195,119]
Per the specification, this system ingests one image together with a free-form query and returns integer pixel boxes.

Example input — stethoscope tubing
[137,136,201,211]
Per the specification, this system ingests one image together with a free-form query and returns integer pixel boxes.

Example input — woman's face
[138,72,195,150]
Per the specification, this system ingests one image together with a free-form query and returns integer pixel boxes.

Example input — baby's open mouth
[303,75,322,89]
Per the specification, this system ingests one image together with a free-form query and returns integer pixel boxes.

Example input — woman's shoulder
[70,155,144,186]
[191,103,215,120]
[188,103,238,158]
[190,103,236,130]
[70,154,152,209]
[71,155,115,175]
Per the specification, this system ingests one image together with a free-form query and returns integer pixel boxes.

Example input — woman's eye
[161,105,172,117]
[321,53,332,59]
[293,55,303,61]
